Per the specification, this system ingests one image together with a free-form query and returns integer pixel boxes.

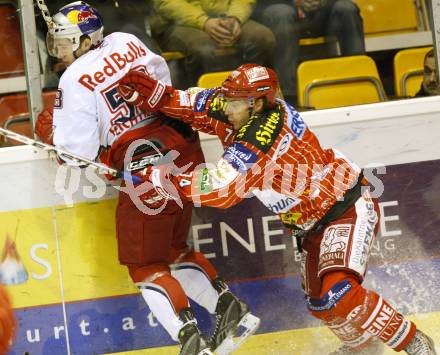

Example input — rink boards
[1,97,440,354]
[1,159,440,355]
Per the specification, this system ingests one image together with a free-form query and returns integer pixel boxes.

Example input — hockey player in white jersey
[34,2,259,354]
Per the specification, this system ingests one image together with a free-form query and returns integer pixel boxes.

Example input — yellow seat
[197,71,231,88]
[354,0,418,36]
[299,37,326,46]
[394,47,432,97]
[297,55,386,109]
[161,51,185,61]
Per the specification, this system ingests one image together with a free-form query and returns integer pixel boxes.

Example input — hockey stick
[35,0,55,29]
[0,127,141,183]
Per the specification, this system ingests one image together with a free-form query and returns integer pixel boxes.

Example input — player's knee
[171,249,218,280]
[128,263,170,284]
[306,273,367,323]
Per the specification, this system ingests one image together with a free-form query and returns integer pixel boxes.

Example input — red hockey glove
[35,107,54,145]
[138,164,180,203]
[117,70,174,112]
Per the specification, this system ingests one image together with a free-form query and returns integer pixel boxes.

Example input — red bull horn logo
[66,9,97,24]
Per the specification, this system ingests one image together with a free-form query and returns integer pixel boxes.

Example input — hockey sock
[132,268,190,341]
[309,271,416,351]
[171,251,220,314]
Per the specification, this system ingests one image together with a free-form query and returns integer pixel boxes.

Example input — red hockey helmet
[221,64,278,108]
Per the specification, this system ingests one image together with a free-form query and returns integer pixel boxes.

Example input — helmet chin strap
[247,97,255,117]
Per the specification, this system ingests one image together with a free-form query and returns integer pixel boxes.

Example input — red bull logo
[66,9,98,24]
[78,10,97,22]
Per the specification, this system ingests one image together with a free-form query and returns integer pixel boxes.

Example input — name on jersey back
[79,41,147,92]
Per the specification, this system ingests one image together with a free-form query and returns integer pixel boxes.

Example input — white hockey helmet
[46,1,104,59]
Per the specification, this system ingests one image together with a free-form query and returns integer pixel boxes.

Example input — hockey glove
[117,70,173,112]
[131,150,186,208]
[35,107,54,145]
[139,165,177,201]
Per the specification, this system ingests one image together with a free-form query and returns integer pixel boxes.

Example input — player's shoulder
[58,63,79,88]
[105,31,139,44]
[282,100,307,140]
[234,105,285,153]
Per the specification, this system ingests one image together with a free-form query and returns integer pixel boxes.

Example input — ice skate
[209,279,260,355]
[178,308,213,355]
[404,330,437,355]
[329,339,384,355]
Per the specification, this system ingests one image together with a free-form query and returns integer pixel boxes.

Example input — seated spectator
[253,0,365,105]
[150,0,275,86]
[415,49,440,97]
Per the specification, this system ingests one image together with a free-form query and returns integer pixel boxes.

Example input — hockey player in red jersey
[117,63,437,355]
[0,285,15,353]
[34,2,259,354]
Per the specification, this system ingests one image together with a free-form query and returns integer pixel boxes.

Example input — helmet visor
[46,32,75,60]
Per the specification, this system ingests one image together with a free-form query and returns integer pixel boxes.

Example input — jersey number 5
[102,84,137,124]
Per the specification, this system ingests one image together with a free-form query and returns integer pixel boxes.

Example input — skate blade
[215,313,260,355]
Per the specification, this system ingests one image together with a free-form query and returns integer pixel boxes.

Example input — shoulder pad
[235,107,284,153]
[207,96,230,124]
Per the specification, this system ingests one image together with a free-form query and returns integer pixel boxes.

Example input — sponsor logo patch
[194,89,215,112]
[211,159,239,189]
[197,168,212,193]
[255,111,282,147]
[54,89,63,109]
[223,142,258,174]
[126,154,162,172]
[280,212,302,225]
[148,81,165,108]
[235,108,284,154]
[307,281,352,311]
[319,224,352,272]
[349,198,378,274]
[285,102,306,139]
[79,42,147,91]
[178,91,191,107]
[256,85,271,92]
[272,133,293,160]
[244,66,269,83]
[266,196,299,214]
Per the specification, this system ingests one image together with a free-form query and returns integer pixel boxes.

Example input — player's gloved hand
[117,70,174,112]
[127,150,187,209]
[137,164,180,203]
[35,107,54,145]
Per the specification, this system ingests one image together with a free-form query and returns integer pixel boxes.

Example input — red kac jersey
[160,88,361,231]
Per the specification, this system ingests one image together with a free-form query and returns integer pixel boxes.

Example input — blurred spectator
[253,0,365,105]
[415,49,440,97]
[150,0,275,86]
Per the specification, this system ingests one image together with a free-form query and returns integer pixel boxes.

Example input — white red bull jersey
[53,32,171,161]
[161,89,361,230]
